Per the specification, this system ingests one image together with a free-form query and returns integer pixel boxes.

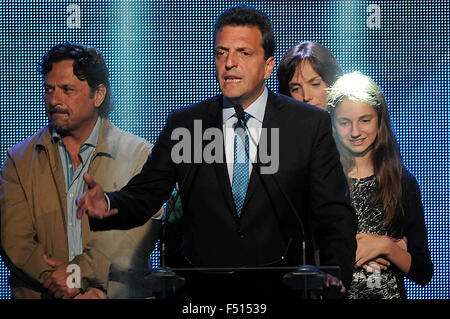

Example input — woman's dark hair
[213,6,274,60]
[327,72,404,236]
[278,41,342,96]
[38,42,112,118]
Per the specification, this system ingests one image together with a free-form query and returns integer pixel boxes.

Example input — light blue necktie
[232,112,250,217]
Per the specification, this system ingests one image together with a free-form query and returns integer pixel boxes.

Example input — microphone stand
[233,105,326,299]
[145,161,204,299]
[146,113,215,299]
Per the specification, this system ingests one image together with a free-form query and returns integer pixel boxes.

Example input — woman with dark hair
[278,41,342,110]
[327,72,433,298]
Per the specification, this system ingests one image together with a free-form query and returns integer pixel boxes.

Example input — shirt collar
[222,86,268,124]
[51,117,101,149]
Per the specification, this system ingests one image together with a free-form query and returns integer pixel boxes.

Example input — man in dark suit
[77,6,357,299]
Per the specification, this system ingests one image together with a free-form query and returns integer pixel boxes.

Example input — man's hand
[76,173,118,220]
[73,288,107,299]
[43,254,80,299]
[321,273,346,294]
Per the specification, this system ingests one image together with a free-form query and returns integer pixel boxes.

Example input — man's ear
[264,56,275,80]
[94,84,106,108]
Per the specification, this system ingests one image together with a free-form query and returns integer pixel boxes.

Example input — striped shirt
[52,118,101,261]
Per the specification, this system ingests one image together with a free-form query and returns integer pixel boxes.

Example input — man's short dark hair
[213,6,274,60]
[38,42,113,118]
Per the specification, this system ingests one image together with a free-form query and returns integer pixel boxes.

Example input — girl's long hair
[327,72,404,236]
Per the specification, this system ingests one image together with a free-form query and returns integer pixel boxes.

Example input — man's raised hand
[76,173,118,219]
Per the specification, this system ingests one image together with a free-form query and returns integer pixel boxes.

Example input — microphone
[232,104,292,242]
[145,173,194,299]
[233,104,307,259]
[146,125,209,299]
[233,104,326,298]
[147,110,227,299]
[234,103,246,125]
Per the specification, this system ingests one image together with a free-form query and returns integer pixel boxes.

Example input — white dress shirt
[222,86,268,185]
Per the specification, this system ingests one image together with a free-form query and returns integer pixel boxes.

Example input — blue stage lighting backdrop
[0,0,448,299]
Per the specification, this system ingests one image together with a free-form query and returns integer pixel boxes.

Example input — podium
[108,265,341,300]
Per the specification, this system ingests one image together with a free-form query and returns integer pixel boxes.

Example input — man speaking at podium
[77,6,356,299]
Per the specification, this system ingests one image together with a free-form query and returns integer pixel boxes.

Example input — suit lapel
[208,92,284,218]
[207,96,239,217]
[242,91,283,212]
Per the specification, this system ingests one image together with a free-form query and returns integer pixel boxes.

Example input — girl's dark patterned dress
[347,175,401,299]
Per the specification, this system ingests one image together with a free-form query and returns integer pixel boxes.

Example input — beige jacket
[0,118,161,298]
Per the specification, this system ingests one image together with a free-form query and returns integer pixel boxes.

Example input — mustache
[48,107,69,115]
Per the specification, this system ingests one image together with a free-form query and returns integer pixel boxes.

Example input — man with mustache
[0,43,162,299]
[77,7,357,299]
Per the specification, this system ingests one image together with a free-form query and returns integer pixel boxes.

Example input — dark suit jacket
[91,91,357,288]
